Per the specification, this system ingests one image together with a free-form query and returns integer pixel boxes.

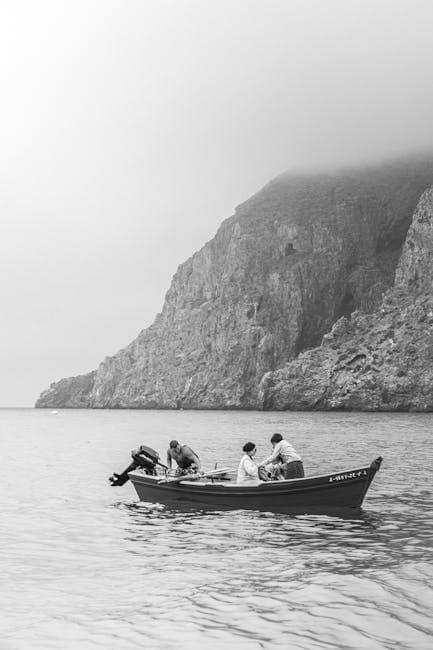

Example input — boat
[128,456,383,513]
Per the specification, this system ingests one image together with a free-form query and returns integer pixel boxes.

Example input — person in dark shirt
[166,440,201,475]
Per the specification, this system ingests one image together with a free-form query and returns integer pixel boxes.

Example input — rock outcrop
[37,371,97,408]
[36,156,433,409]
[260,186,433,411]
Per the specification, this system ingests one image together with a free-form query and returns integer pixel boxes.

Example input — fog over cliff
[2,1,433,405]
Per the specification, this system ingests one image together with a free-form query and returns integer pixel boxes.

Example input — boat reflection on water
[119,498,379,519]
[115,499,402,576]
[116,495,429,577]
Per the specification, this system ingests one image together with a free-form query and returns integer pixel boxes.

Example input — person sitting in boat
[237,442,261,485]
[166,440,201,476]
[259,433,304,480]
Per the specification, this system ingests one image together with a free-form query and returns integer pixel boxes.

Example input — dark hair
[270,433,283,444]
[243,441,256,453]
[169,440,180,448]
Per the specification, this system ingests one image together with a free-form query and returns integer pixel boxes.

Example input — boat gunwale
[128,462,375,496]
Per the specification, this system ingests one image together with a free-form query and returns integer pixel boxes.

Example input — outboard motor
[109,444,164,486]
[132,445,161,471]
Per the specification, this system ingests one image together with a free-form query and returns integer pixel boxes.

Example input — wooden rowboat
[128,456,383,513]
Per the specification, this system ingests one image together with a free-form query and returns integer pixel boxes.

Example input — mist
[1,0,433,406]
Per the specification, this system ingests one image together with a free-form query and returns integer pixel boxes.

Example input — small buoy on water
[51,410,58,415]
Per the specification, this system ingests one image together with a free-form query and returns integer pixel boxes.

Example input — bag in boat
[258,466,271,481]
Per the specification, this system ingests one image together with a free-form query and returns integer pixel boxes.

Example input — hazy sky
[1,0,433,406]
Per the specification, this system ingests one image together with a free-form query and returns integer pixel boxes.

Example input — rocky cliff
[259,186,433,411]
[36,156,433,409]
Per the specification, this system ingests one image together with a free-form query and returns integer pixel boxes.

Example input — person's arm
[183,446,201,470]
[166,449,172,470]
[259,442,281,467]
[192,452,201,470]
[244,456,259,479]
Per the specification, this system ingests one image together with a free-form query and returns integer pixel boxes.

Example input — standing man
[259,433,304,479]
[166,440,201,475]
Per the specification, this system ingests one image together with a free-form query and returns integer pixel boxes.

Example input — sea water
[0,408,432,649]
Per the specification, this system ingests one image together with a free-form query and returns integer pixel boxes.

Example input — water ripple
[1,409,433,649]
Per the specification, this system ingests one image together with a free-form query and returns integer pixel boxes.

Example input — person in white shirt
[237,442,261,485]
[259,433,304,479]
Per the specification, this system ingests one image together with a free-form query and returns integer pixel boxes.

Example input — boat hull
[128,457,382,513]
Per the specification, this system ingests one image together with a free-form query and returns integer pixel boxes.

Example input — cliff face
[259,186,433,411]
[37,371,97,408]
[36,156,433,409]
